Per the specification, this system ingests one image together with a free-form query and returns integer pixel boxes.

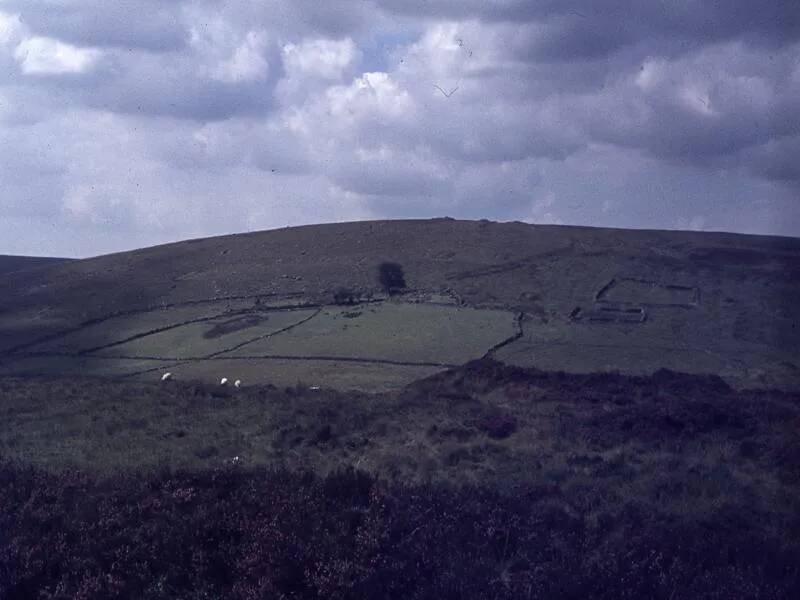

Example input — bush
[333,286,357,305]
[476,411,518,439]
[377,262,406,294]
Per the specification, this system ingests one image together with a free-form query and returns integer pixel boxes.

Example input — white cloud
[63,183,126,225]
[528,191,564,225]
[0,10,22,45]
[676,215,707,231]
[282,37,358,79]
[328,71,414,118]
[189,18,269,83]
[283,70,415,142]
[277,37,360,104]
[213,30,269,83]
[14,36,102,74]
[635,59,664,91]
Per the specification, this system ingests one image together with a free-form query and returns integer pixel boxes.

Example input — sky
[1,1,798,257]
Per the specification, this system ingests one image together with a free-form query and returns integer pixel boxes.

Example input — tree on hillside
[378,262,406,294]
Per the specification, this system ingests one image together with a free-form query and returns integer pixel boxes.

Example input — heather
[1,360,799,597]
[2,463,798,599]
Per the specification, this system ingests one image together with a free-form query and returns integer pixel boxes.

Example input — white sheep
[161,372,172,382]
[220,377,228,386]
[234,379,242,388]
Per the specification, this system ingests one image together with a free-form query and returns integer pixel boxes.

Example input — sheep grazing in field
[220,377,229,386]
[161,372,172,382]
[234,379,242,388]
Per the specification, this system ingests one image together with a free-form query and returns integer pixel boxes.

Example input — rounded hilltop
[1,218,798,391]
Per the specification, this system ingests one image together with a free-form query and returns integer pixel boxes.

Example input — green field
[115,301,516,390]
[129,358,441,391]
[495,311,799,389]
[224,302,518,364]
[0,301,518,389]
[94,308,318,359]
[0,355,179,378]
[28,299,266,354]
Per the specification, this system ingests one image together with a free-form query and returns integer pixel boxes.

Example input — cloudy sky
[1,1,798,257]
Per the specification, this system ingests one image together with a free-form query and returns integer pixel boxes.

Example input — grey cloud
[419,101,585,163]
[32,44,283,121]
[532,144,800,235]
[86,73,278,121]
[327,148,450,198]
[6,0,188,51]
[355,157,542,221]
[0,0,798,258]
[380,1,800,50]
[568,41,800,179]
[188,0,384,40]
[508,1,799,63]
[372,0,553,23]
[743,135,800,183]
[150,118,313,175]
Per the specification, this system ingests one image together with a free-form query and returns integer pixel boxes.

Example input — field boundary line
[0,293,319,356]
[204,308,323,358]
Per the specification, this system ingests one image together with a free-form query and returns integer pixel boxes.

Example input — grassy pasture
[27,298,265,354]
[95,308,318,359]
[1,302,515,389]
[494,301,800,390]
[224,302,518,364]
[0,311,73,353]
[497,337,797,390]
[1,361,797,526]
[0,355,177,378]
[129,357,440,391]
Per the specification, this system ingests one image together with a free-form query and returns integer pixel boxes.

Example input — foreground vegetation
[2,464,798,599]
[1,359,799,597]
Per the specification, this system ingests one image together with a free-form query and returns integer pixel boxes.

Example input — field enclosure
[1,298,519,390]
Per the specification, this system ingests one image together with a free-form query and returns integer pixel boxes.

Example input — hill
[0,219,798,391]
[0,219,800,390]
[2,220,799,597]
[0,254,73,276]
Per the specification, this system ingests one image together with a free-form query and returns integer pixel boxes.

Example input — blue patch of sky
[358,28,421,72]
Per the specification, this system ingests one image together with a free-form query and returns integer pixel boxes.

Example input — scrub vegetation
[1,359,798,598]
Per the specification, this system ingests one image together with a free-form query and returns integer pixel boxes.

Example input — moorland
[1,219,799,598]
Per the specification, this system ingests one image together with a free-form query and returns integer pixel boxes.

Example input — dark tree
[378,262,406,294]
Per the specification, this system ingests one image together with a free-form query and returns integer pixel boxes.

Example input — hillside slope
[0,254,73,276]
[1,219,798,390]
